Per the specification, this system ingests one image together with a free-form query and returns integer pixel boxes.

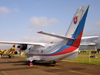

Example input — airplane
[0,5,98,66]
[0,44,18,58]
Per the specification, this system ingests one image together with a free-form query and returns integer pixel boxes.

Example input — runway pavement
[0,57,100,75]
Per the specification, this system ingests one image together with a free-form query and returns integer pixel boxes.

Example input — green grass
[15,54,27,58]
[65,51,100,66]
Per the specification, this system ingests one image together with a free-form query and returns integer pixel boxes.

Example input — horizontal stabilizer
[82,36,99,39]
[80,42,98,46]
[37,31,74,40]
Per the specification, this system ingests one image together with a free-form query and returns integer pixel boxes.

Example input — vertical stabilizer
[65,5,89,47]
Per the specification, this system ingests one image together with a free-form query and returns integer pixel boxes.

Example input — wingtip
[37,31,43,33]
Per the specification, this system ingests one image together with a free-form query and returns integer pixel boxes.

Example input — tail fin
[65,5,89,47]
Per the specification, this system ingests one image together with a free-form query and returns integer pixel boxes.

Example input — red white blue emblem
[73,16,78,24]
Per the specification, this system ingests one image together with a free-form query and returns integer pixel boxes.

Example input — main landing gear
[49,61,56,64]
[52,61,56,64]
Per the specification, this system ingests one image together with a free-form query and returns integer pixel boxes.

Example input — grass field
[15,53,27,58]
[65,51,100,66]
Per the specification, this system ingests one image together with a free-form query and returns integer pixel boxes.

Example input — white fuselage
[25,40,79,62]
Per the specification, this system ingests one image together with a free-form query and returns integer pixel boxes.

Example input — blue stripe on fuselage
[28,45,71,56]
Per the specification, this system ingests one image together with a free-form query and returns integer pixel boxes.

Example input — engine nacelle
[17,44,27,50]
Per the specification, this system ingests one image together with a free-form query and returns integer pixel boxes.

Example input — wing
[0,35,99,46]
[0,41,46,46]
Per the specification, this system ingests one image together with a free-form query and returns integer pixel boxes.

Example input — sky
[0,0,100,49]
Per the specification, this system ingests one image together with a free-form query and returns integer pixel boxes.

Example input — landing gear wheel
[9,55,11,58]
[53,61,56,64]
[32,60,36,64]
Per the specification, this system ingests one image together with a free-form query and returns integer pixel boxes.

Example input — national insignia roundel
[73,16,78,24]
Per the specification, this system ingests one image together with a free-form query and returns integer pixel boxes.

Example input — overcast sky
[0,0,100,49]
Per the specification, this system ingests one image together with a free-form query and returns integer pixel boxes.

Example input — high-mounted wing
[0,41,46,46]
[0,34,99,47]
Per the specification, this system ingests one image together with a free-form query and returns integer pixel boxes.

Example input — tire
[32,60,36,64]
[9,55,11,58]
[52,61,56,64]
